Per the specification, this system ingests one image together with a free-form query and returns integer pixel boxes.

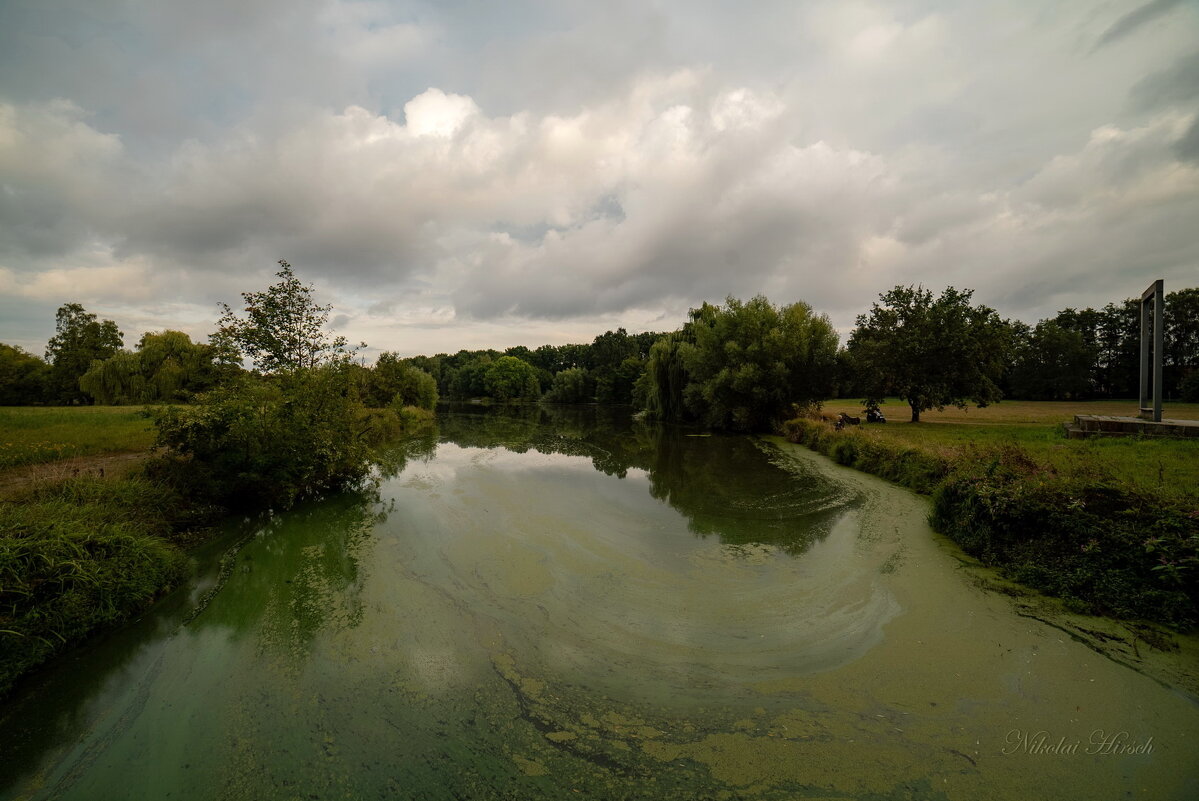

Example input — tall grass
[0,473,210,696]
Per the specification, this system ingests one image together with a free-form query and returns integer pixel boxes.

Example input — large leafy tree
[78,330,224,405]
[44,303,123,404]
[214,260,353,373]
[638,295,838,431]
[1165,288,1199,399]
[848,286,1010,422]
[682,296,838,431]
[483,356,541,402]
[0,344,50,405]
[366,352,438,410]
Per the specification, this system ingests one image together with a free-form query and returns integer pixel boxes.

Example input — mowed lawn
[817,398,1199,501]
[0,406,156,470]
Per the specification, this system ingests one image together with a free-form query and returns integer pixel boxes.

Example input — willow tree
[638,296,839,432]
[79,350,144,405]
[682,296,838,431]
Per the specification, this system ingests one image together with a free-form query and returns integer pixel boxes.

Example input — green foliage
[78,331,224,405]
[45,303,123,404]
[782,413,1199,626]
[483,356,541,402]
[849,286,1010,422]
[1009,321,1094,400]
[214,260,355,373]
[366,352,439,410]
[150,366,375,508]
[637,335,691,422]
[78,350,144,405]
[0,475,207,696]
[644,296,838,431]
[780,417,951,494]
[0,344,49,405]
[543,367,592,404]
[0,406,155,469]
[450,355,494,399]
[930,450,1197,626]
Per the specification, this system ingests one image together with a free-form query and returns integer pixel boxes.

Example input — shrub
[931,452,1197,625]
[782,415,1197,626]
[150,366,375,508]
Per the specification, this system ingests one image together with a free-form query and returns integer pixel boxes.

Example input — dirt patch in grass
[0,452,151,499]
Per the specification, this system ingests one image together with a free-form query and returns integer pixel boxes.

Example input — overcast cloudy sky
[2,0,1197,358]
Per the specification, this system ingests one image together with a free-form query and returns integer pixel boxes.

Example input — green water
[1,405,1196,800]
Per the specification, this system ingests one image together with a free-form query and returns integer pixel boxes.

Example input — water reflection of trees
[188,487,389,657]
[434,404,859,555]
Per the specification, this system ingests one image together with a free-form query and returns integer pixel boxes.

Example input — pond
[1,405,1196,800]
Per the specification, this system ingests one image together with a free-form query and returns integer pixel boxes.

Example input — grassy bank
[0,401,436,697]
[782,399,1199,627]
[0,472,216,696]
[0,406,155,471]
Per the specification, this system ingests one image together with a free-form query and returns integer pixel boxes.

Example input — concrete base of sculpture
[1065,414,1199,439]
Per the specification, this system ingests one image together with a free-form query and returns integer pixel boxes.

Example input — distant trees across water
[1,275,1197,430]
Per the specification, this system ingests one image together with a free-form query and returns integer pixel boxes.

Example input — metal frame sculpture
[1139,279,1163,423]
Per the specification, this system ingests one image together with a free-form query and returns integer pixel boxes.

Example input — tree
[151,364,373,508]
[483,356,541,402]
[0,344,49,405]
[214,260,354,373]
[682,296,838,431]
[1009,321,1094,400]
[543,367,592,404]
[366,352,438,410]
[44,303,123,404]
[1165,288,1199,399]
[1094,300,1138,398]
[78,331,223,405]
[450,355,493,399]
[637,334,691,422]
[848,286,1010,422]
[638,296,838,431]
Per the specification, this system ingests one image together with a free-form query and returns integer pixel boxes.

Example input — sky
[1,0,1197,360]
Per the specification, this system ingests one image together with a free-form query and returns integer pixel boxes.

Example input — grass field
[0,406,156,471]
[816,398,1199,501]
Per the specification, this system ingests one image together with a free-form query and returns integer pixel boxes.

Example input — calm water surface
[1,406,1196,800]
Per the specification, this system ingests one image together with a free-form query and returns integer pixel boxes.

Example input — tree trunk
[910,403,920,423]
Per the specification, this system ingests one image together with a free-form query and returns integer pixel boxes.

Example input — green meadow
[0,406,155,471]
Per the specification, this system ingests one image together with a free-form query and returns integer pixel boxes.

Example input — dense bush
[931,450,1197,625]
[483,356,541,402]
[0,344,49,405]
[150,366,376,508]
[779,417,950,494]
[782,416,1198,626]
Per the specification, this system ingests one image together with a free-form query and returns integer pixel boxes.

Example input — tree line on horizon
[1,276,1196,426]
